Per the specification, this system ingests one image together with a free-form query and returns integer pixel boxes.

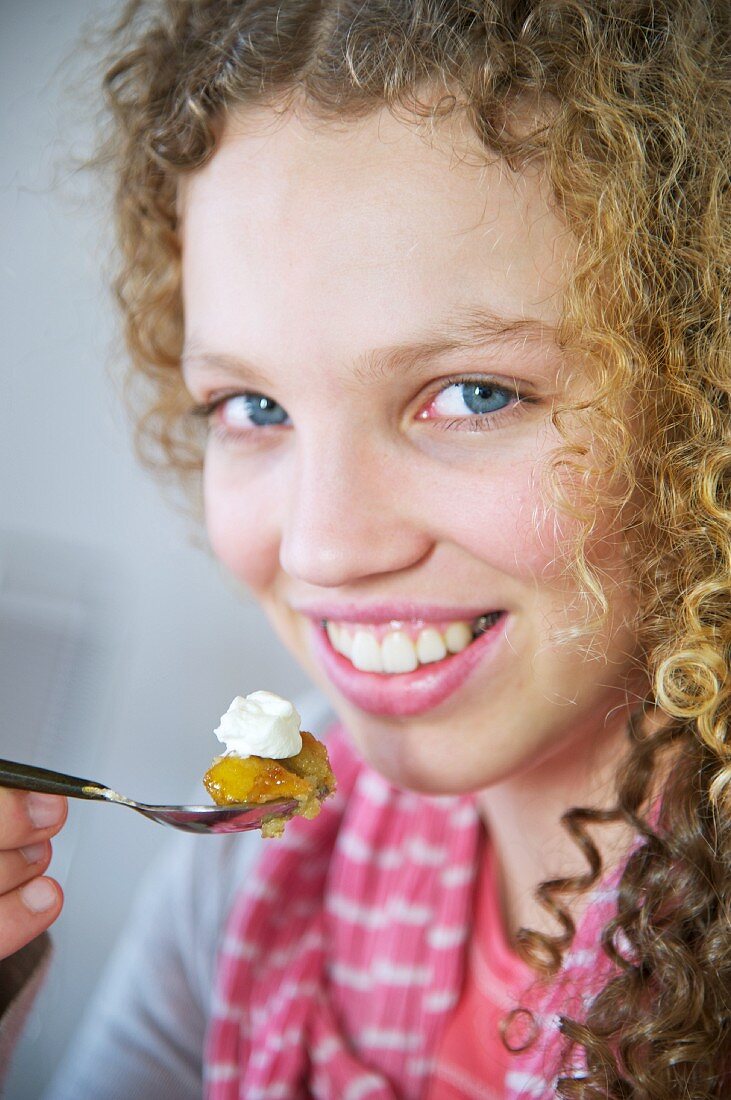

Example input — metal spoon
[0,758,297,834]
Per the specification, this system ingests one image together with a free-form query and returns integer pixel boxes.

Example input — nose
[278,431,432,587]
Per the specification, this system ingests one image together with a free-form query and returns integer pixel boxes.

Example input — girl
[25,1,731,1097]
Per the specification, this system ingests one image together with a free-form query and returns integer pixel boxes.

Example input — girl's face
[180,104,643,795]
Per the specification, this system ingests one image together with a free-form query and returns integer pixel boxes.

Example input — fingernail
[27,793,64,829]
[21,878,57,913]
[20,843,46,865]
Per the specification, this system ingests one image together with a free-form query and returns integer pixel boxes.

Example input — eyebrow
[181,307,554,386]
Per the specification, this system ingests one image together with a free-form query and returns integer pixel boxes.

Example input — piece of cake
[203,691,336,837]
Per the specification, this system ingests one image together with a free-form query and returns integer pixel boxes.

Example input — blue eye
[238,393,289,427]
[459,383,510,415]
[425,381,514,419]
[190,392,291,431]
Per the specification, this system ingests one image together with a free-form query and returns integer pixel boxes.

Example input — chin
[293,646,507,795]
[346,713,496,797]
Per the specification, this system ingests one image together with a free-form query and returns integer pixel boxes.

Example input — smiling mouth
[321,611,504,674]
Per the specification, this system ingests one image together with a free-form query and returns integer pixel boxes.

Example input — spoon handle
[0,759,109,801]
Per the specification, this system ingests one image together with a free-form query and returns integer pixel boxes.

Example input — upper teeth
[325,614,500,674]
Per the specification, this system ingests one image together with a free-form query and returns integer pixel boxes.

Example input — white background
[0,1,312,1094]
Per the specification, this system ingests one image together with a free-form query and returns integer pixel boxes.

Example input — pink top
[426,838,536,1100]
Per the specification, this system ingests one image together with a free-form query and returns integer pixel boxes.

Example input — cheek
[424,454,564,582]
[203,457,282,593]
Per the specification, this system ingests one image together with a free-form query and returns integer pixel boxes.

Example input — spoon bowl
[0,758,298,834]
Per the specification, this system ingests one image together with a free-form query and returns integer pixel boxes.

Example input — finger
[0,840,51,896]
[0,876,63,961]
[0,788,67,851]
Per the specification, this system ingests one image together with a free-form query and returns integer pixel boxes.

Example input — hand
[0,789,66,960]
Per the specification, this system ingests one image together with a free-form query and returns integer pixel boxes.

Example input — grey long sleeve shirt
[44,826,262,1099]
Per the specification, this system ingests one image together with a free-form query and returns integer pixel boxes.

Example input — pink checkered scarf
[204,726,623,1099]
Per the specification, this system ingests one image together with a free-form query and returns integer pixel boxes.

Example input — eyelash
[189,378,532,440]
[420,376,531,433]
[189,394,290,442]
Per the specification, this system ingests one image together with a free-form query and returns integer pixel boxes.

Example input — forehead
[178,102,574,365]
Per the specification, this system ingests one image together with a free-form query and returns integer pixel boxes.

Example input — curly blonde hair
[97,1,730,1094]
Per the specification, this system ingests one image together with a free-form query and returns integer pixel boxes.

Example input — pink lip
[294,601,499,624]
[308,613,507,717]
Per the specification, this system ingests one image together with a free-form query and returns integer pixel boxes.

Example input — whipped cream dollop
[214,691,302,759]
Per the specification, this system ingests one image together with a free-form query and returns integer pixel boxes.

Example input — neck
[475,704,641,944]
